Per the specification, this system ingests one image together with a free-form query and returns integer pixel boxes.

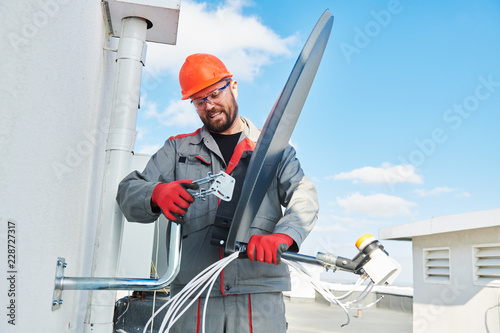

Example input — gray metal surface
[53,222,182,294]
[225,10,334,254]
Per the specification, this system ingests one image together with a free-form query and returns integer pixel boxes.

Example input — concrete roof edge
[378,208,500,240]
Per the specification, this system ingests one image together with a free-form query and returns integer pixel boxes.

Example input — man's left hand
[247,233,293,265]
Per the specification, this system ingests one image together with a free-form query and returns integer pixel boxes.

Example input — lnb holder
[234,233,401,286]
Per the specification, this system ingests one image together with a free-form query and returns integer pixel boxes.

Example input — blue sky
[135,0,500,284]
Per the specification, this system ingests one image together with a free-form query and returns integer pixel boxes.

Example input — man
[117,53,319,332]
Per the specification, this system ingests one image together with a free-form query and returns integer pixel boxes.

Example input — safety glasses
[191,81,231,111]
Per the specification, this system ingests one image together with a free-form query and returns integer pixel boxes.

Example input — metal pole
[56,222,182,291]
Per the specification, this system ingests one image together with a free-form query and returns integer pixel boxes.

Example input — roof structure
[379,208,500,241]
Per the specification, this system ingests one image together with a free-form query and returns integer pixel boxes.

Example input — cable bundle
[283,259,383,327]
[144,253,382,332]
[143,252,239,333]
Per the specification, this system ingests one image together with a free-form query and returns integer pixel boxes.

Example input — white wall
[0,1,115,332]
[412,226,500,333]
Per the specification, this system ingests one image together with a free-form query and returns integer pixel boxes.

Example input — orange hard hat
[179,53,233,100]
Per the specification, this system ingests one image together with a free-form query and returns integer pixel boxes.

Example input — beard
[201,94,239,133]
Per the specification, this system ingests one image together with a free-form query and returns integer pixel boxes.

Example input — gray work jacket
[116,117,319,296]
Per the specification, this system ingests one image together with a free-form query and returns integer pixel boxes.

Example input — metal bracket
[52,222,183,310]
[192,171,235,202]
[52,257,66,310]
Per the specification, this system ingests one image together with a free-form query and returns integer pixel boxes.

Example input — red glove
[247,233,293,265]
[151,180,199,222]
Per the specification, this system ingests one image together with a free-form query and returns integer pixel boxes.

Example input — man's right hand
[151,180,199,222]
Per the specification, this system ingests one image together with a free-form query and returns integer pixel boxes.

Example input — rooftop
[379,208,500,241]
[285,297,412,333]
[114,289,413,333]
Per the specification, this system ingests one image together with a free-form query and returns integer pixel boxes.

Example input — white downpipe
[84,17,147,333]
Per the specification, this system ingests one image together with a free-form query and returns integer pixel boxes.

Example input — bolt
[57,260,62,266]
[220,240,225,245]
[53,300,59,306]
[63,263,67,268]
[59,300,63,305]
[342,260,347,265]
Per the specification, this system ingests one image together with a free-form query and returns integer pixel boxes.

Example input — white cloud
[331,163,423,185]
[161,100,202,127]
[141,92,202,128]
[414,187,471,198]
[289,138,299,152]
[139,0,297,129]
[336,192,417,218]
[314,214,383,232]
[135,126,147,141]
[312,224,348,232]
[135,143,162,155]
[456,191,471,198]
[144,0,297,82]
[328,215,356,223]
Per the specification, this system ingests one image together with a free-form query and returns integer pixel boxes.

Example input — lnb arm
[235,233,401,286]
